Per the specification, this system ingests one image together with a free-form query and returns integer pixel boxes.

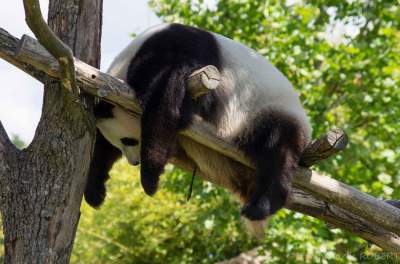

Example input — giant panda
[84,23,312,228]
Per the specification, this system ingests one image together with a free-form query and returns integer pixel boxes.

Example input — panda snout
[126,156,140,166]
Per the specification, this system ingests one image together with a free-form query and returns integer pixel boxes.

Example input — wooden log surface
[1,27,400,250]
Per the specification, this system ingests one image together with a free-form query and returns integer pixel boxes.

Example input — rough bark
[0,0,102,263]
[1,27,400,251]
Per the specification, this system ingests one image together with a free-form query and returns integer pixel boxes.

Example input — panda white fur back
[85,23,312,235]
[213,33,311,140]
[106,24,311,141]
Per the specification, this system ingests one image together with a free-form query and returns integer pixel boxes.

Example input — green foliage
[146,0,400,262]
[72,161,256,263]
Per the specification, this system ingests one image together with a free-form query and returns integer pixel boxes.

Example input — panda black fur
[85,23,312,225]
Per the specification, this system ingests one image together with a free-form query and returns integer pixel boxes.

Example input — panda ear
[139,68,187,196]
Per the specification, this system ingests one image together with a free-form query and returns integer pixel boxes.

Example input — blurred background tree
[3,0,399,263]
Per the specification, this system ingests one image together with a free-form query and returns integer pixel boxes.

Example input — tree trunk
[0,0,102,263]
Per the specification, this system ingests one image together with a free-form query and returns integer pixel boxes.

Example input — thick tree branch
[287,189,400,251]
[294,169,400,239]
[23,0,78,96]
[1,28,400,250]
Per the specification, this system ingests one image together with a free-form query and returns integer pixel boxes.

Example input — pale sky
[0,0,160,143]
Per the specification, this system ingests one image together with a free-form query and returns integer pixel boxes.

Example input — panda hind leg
[236,111,305,221]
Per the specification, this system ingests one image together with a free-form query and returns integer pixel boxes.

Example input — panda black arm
[139,67,196,195]
[84,128,122,208]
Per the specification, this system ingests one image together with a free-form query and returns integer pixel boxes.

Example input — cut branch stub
[300,128,348,167]
[187,65,220,98]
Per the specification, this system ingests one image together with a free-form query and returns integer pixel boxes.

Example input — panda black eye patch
[120,138,139,146]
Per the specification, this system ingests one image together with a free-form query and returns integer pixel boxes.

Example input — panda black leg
[236,111,304,220]
[240,151,291,220]
[139,67,197,196]
[84,129,122,208]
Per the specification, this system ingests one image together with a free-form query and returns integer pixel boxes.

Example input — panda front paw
[84,183,106,208]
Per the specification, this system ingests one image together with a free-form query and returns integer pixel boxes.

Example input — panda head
[95,104,142,167]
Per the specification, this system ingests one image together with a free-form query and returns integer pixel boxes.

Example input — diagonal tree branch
[287,189,400,251]
[1,28,400,250]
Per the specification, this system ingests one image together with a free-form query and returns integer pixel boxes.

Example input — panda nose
[132,161,140,166]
